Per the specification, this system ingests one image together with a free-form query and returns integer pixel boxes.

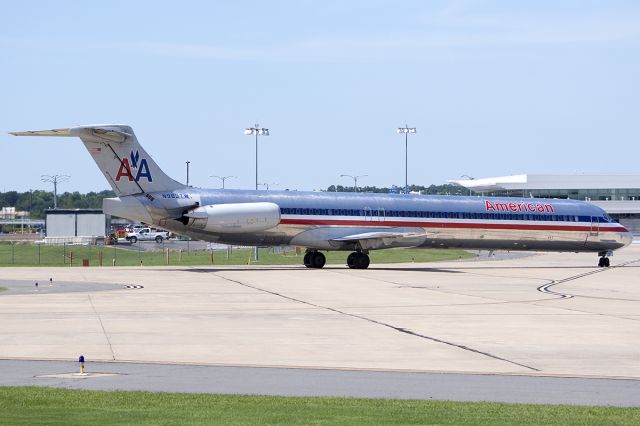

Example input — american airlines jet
[11,125,632,269]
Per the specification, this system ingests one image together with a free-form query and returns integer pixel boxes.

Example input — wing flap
[331,229,435,250]
[331,231,431,242]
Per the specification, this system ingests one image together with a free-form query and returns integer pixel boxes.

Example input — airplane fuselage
[13,124,632,269]
[117,188,632,254]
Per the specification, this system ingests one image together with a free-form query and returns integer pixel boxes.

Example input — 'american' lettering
[485,200,554,213]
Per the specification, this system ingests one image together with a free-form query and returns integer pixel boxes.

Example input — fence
[0,241,300,267]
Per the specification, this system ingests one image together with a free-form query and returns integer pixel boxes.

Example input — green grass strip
[0,387,638,425]
[0,244,475,267]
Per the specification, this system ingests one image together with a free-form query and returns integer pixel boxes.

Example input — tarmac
[1,244,639,405]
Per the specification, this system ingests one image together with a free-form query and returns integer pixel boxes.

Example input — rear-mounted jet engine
[184,202,281,233]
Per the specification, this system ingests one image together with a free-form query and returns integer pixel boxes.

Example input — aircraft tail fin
[11,125,186,196]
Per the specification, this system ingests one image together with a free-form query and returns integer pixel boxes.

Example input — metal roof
[449,174,640,192]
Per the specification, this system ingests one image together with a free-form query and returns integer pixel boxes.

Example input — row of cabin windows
[279,207,607,223]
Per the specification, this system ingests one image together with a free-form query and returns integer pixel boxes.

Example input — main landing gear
[303,250,371,269]
[598,251,610,268]
[304,250,326,269]
[347,251,370,269]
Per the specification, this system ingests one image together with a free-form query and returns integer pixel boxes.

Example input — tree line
[325,184,466,195]
[0,190,115,219]
[1,184,466,219]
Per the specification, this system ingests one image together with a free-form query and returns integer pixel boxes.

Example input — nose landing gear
[598,251,610,268]
[347,251,370,269]
[304,250,326,269]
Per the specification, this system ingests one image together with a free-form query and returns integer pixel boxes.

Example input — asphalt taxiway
[1,245,639,405]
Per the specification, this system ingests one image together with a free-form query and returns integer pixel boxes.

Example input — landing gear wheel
[347,252,357,268]
[347,252,370,269]
[598,257,610,267]
[310,252,326,268]
[356,253,370,269]
[304,251,326,269]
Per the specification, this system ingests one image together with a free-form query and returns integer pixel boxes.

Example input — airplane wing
[330,229,435,250]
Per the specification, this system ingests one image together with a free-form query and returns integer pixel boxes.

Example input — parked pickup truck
[126,227,171,244]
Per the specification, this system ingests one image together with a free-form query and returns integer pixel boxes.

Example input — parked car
[126,227,171,244]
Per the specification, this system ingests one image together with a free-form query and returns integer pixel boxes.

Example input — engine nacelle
[185,202,281,233]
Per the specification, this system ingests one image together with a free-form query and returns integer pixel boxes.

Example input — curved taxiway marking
[537,258,640,299]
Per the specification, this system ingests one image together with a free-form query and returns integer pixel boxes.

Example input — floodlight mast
[244,124,269,262]
[396,125,416,194]
[244,124,269,191]
[40,174,70,209]
[340,174,367,192]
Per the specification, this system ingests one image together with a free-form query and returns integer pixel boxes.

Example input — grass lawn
[0,243,475,267]
[0,387,638,425]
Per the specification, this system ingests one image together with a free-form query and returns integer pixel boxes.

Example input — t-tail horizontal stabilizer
[10,125,185,196]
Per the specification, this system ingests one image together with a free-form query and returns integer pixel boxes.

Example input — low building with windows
[449,174,640,236]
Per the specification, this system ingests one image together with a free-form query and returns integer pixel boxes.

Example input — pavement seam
[214,272,540,372]
[87,295,116,361]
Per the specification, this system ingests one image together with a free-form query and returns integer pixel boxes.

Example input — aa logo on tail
[115,151,153,182]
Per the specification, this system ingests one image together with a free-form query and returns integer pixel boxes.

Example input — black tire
[310,252,326,269]
[347,252,357,268]
[155,235,163,243]
[129,236,138,244]
[355,253,370,269]
[304,252,312,268]
[604,257,610,267]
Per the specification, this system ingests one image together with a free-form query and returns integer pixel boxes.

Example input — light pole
[461,175,474,196]
[259,182,278,190]
[41,175,70,209]
[185,161,191,186]
[340,174,367,192]
[244,124,269,262]
[244,124,269,191]
[396,125,416,194]
[211,175,236,189]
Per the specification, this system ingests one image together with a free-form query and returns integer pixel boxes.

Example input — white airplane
[11,124,632,269]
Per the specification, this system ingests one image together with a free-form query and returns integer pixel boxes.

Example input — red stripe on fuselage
[279,218,628,233]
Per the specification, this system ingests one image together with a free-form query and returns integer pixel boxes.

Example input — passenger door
[590,217,600,236]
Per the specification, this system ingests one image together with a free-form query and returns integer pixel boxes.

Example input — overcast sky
[2,1,639,193]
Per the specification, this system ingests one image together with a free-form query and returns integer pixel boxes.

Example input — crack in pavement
[214,272,539,372]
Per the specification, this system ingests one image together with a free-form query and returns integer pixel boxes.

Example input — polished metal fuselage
[130,188,632,253]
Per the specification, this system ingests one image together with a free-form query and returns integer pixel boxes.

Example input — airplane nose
[621,228,634,248]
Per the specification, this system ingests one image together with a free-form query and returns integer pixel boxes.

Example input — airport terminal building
[450,174,640,236]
